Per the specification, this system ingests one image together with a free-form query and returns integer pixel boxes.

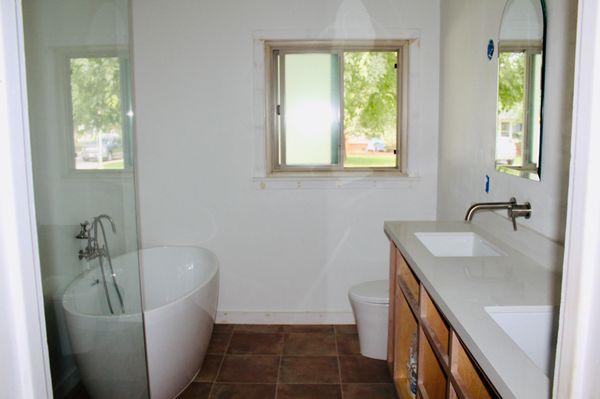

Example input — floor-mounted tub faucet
[76,214,125,314]
[465,197,531,231]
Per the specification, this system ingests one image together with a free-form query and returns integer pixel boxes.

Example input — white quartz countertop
[384,221,562,399]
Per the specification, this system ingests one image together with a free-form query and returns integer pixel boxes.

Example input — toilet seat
[348,280,389,304]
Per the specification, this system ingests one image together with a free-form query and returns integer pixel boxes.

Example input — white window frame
[265,40,409,175]
[58,46,133,174]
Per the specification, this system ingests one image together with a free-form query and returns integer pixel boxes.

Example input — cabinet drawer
[397,250,419,312]
[418,326,447,399]
[393,284,419,399]
[387,243,397,372]
[420,287,450,366]
[450,332,497,399]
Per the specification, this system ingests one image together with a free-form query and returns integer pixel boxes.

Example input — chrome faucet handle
[509,209,518,231]
[507,201,532,231]
[78,246,93,260]
[75,221,90,239]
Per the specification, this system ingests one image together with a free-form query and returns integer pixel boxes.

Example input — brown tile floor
[179,324,396,399]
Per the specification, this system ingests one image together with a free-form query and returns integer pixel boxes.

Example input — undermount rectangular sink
[485,306,559,377]
[415,232,504,257]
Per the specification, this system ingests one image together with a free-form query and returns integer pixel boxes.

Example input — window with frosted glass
[283,53,340,166]
[269,43,404,172]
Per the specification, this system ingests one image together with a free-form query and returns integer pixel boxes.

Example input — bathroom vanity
[384,221,561,399]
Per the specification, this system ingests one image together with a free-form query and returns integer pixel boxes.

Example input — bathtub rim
[141,245,219,313]
[62,245,219,320]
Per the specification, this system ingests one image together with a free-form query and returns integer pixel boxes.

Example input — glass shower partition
[21,0,148,398]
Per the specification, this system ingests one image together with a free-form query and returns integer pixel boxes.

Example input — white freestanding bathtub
[63,246,219,399]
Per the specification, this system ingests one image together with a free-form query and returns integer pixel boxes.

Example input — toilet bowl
[348,279,389,360]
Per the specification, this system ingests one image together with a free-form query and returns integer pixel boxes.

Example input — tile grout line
[274,353,283,399]
[274,331,284,399]
[197,325,394,398]
[333,325,344,399]
[197,381,343,385]
[207,328,234,398]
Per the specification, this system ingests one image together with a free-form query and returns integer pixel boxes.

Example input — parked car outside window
[80,134,123,162]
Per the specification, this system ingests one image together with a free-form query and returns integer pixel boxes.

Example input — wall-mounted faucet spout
[465,197,532,231]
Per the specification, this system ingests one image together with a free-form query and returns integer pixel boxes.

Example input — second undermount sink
[485,306,559,377]
[415,232,504,257]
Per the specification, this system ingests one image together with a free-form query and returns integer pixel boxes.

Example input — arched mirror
[495,0,546,181]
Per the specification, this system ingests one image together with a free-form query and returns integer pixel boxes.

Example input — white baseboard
[216,311,355,325]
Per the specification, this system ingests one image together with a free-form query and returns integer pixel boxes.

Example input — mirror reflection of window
[495,0,545,180]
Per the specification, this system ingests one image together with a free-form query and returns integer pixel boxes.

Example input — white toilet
[348,279,389,360]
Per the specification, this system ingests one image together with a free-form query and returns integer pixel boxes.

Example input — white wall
[0,0,52,396]
[132,0,440,320]
[437,0,577,243]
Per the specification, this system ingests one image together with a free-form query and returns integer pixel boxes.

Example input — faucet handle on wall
[507,200,532,231]
[75,221,90,239]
